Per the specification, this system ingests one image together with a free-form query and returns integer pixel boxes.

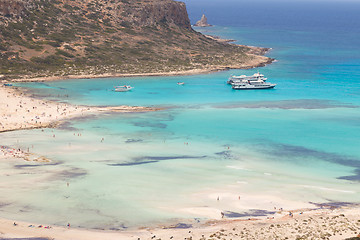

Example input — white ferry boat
[227,72,267,84]
[228,73,276,90]
[232,81,276,90]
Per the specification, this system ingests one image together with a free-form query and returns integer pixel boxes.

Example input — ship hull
[232,85,276,90]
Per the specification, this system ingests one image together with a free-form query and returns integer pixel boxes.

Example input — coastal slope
[0,0,272,80]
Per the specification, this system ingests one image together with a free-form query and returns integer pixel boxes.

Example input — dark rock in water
[309,201,355,209]
[174,223,192,229]
[215,151,233,159]
[107,155,207,167]
[164,223,192,229]
[125,138,143,143]
[194,14,212,27]
[223,209,276,218]
[108,160,159,166]
[167,223,192,229]
[51,167,87,180]
[338,168,360,182]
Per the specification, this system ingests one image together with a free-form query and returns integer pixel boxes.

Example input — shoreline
[0,204,359,239]
[4,54,274,83]
[0,84,159,133]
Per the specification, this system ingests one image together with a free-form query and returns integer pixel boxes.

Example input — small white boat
[177,82,185,85]
[114,85,133,92]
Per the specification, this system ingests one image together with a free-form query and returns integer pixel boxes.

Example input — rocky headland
[0,0,273,81]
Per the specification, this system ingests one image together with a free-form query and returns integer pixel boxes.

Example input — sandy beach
[0,84,158,133]
[0,205,359,240]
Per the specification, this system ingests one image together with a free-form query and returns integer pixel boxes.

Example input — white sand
[0,84,157,132]
[0,206,359,240]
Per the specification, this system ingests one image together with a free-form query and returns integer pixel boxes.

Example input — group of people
[13,221,69,229]
[0,145,26,159]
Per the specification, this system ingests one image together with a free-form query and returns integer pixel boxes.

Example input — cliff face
[125,1,191,29]
[0,0,190,27]
[0,0,271,79]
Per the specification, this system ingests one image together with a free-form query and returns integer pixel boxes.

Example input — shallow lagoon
[2,95,359,229]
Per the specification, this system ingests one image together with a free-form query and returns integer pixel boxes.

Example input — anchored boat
[232,81,276,90]
[228,73,276,90]
[114,85,133,92]
[228,72,268,84]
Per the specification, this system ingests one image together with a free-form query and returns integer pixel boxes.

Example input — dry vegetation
[0,0,272,80]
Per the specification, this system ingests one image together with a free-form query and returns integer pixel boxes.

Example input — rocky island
[194,14,212,27]
[0,0,272,81]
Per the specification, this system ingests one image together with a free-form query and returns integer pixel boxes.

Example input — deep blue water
[3,0,360,229]
[185,1,360,33]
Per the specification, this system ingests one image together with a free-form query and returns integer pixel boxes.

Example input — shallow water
[1,1,360,230]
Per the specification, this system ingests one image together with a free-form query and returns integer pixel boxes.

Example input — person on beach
[221,212,224,218]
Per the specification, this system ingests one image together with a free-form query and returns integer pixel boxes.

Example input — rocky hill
[0,0,272,80]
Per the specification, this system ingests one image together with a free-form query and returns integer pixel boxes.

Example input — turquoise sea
[1,0,360,230]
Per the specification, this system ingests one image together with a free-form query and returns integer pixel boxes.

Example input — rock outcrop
[194,14,212,27]
[0,0,27,18]
[125,1,191,29]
